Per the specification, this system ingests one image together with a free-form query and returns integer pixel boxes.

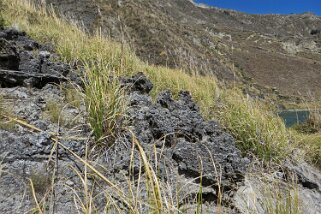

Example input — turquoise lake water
[278,110,310,127]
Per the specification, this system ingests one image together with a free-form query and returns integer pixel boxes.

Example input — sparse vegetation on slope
[217,89,291,161]
[296,134,321,167]
[1,0,218,140]
[2,0,319,165]
[1,0,320,213]
[46,0,321,100]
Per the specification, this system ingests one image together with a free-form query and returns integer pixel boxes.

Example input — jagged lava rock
[0,28,88,213]
[120,72,153,94]
[120,73,249,189]
[0,37,19,70]
[0,27,79,88]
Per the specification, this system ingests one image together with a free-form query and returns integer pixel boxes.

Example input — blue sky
[194,0,321,16]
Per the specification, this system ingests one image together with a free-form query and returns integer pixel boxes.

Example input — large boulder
[120,74,249,189]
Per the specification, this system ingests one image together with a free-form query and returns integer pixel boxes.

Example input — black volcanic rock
[172,139,246,188]
[114,73,249,191]
[0,28,89,214]
[0,28,78,88]
[120,72,153,94]
[0,38,19,70]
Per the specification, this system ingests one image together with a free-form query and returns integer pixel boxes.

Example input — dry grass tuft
[216,89,291,162]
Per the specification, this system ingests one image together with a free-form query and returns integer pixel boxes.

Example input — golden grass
[263,178,300,214]
[295,133,321,167]
[217,89,291,161]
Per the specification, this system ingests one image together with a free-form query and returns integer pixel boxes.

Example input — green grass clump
[296,133,321,168]
[216,89,291,161]
[83,62,126,141]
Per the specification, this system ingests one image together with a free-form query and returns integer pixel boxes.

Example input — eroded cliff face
[44,0,321,98]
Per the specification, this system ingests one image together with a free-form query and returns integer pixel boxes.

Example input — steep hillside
[45,0,321,98]
[1,0,321,213]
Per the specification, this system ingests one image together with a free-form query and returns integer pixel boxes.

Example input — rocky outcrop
[120,73,249,188]
[1,27,320,214]
[100,72,250,212]
[0,27,250,213]
[0,27,81,88]
[0,27,89,213]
